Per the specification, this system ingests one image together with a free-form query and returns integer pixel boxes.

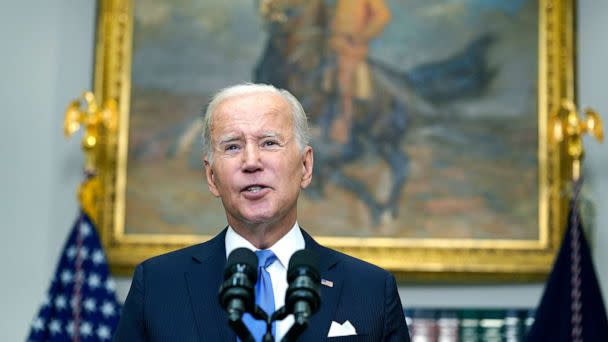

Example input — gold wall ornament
[551,99,604,181]
[64,91,118,223]
[63,91,118,172]
[78,175,103,224]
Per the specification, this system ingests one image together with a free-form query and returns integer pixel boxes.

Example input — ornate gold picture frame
[93,0,576,281]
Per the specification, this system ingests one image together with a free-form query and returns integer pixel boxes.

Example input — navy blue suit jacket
[113,229,410,341]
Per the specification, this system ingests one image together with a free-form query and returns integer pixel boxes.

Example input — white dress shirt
[225,223,305,341]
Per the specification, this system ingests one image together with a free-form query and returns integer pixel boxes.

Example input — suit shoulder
[138,232,223,273]
[141,243,199,267]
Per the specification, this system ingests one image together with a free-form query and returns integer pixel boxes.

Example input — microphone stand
[226,302,270,342]
[235,302,310,342]
[254,306,274,342]
[227,303,304,342]
[266,305,311,342]
[225,296,255,342]
[228,319,255,342]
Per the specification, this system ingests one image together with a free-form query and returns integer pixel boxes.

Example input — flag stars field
[84,297,97,312]
[31,317,44,332]
[88,272,102,289]
[80,222,92,237]
[75,270,85,282]
[60,269,73,284]
[97,325,111,340]
[27,213,121,341]
[54,295,67,310]
[105,278,116,292]
[101,301,116,317]
[70,297,78,310]
[80,321,93,337]
[92,249,105,264]
[48,319,62,334]
[66,245,77,259]
[66,321,74,337]
[78,246,89,261]
[41,294,50,307]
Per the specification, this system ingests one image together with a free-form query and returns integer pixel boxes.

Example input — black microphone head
[225,247,258,282]
[286,249,321,318]
[219,248,258,317]
[287,249,320,282]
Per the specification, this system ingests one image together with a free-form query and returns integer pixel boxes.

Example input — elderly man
[113,83,410,341]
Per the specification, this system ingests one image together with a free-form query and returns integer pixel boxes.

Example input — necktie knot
[256,249,277,269]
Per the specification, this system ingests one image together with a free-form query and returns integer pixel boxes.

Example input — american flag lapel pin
[321,278,333,288]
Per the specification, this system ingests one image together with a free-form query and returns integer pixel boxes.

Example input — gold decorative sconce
[63,91,118,222]
[550,99,604,181]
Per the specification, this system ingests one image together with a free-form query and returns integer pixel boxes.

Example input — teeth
[247,186,262,192]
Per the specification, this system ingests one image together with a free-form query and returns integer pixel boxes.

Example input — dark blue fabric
[27,212,121,341]
[526,200,608,341]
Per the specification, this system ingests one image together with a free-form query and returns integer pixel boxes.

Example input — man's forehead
[211,94,292,128]
[215,91,288,113]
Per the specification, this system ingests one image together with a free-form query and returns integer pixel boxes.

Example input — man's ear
[204,159,220,197]
[300,146,314,189]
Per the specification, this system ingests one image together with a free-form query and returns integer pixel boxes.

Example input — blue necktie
[242,249,277,341]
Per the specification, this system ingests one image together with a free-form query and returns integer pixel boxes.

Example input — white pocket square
[327,320,357,337]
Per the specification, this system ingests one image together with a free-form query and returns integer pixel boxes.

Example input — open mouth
[242,185,267,193]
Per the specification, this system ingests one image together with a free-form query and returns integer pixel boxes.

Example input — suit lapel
[299,230,343,341]
[185,229,235,342]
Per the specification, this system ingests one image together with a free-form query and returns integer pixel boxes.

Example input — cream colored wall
[0,1,94,340]
[577,0,608,310]
[0,1,606,341]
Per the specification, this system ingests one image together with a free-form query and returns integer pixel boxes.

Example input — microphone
[285,249,321,326]
[219,247,258,340]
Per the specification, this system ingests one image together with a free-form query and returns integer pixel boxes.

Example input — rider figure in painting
[328,0,391,144]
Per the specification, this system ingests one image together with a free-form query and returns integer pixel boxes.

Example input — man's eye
[224,144,240,151]
[263,140,279,147]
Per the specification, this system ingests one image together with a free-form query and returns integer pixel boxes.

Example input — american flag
[27,212,121,341]
[526,180,608,341]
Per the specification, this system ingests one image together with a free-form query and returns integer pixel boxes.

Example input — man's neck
[229,220,295,249]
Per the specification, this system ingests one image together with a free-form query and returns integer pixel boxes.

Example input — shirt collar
[225,222,305,269]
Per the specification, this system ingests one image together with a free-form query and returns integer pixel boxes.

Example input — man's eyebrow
[259,131,285,139]
[217,134,242,145]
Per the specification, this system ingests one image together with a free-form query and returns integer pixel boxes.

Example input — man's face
[204,92,313,229]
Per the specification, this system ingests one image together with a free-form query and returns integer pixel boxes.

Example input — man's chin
[228,205,296,228]
[240,213,277,225]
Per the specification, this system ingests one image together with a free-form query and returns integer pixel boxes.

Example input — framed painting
[93,0,576,280]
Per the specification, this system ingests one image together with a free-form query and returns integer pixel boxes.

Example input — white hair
[201,83,310,163]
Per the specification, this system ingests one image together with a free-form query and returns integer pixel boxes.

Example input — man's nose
[241,144,263,172]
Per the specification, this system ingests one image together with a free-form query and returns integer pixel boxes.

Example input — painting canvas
[124,0,538,241]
